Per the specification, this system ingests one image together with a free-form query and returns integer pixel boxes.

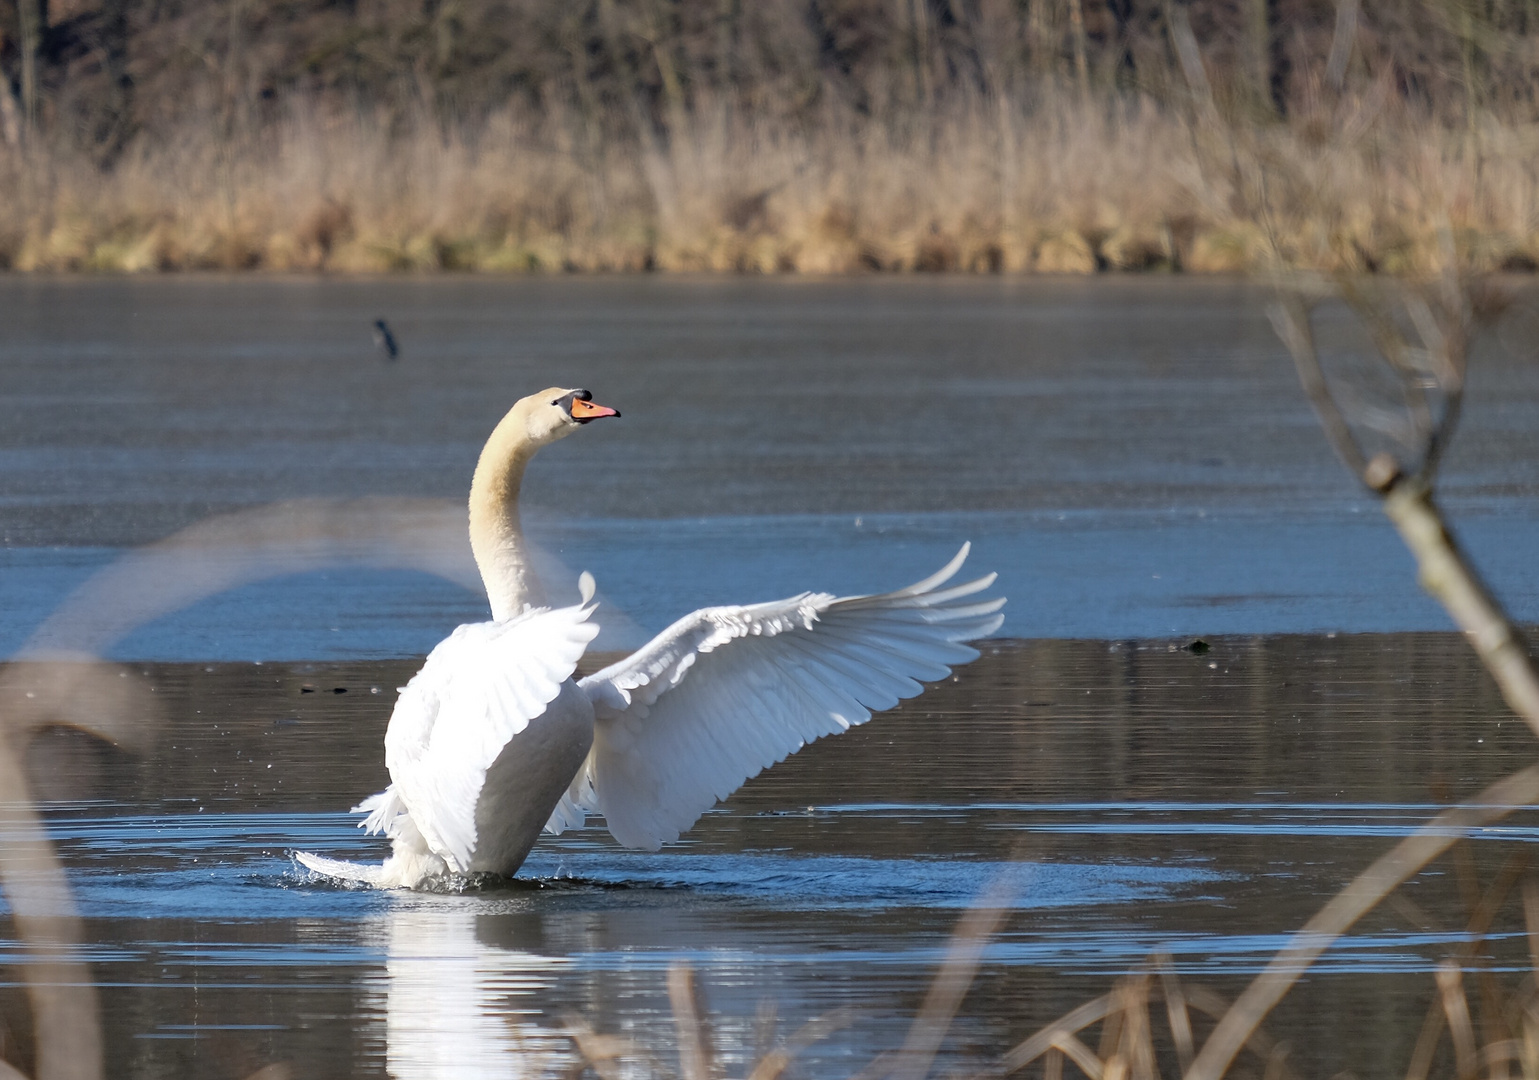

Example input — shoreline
[7,230,1534,277]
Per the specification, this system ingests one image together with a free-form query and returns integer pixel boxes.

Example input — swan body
[297,388,1005,889]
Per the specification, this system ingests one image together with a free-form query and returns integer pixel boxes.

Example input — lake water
[2,277,1539,1079]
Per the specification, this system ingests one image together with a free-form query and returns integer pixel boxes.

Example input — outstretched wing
[386,576,600,871]
[550,545,1004,850]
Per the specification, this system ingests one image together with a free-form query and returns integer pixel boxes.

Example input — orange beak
[571,398,620,421]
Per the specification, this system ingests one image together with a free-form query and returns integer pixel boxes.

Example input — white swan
[297,388,1005,888]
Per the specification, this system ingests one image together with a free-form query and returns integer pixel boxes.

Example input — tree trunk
[17,0,46,131]
[95,0,135,162]
[1245,0,1273,116]
[1067,0,1090,100]
[0,56,22,147]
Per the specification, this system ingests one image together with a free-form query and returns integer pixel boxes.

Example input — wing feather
[557,544,1004,850]
[384,593,600,871]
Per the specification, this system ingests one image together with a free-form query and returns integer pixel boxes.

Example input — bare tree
[14,0,41,131]
[1179,262,1539,1080]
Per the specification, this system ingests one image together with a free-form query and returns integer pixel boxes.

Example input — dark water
[3,277,1539,1079]
[6,637,1539,1079]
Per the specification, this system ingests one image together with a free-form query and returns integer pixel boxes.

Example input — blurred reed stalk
[0,496,500,1080]
[0,726,100,1080]
[0,662,164,1080]
[573,823,1539,1079]
[569,909,1308,1080]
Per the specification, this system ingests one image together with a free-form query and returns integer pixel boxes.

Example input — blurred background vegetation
[0,0,1536,273]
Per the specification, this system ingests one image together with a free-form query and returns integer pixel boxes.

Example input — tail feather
[296,804,450,889]
[295,851,387,885]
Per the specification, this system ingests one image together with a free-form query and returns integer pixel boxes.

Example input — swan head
[516,387,620,447]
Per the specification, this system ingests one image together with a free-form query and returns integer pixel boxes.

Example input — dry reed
[3,88,1539,277]
[7,0,1539,276]
[565,855,1539,1080]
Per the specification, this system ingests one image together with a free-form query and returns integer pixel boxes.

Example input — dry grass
[4,88,1539,276]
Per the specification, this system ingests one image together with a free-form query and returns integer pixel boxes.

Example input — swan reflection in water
[368,906,573,1079]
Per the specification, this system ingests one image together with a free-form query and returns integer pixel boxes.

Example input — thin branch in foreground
[996,972,1292,1080]
[1398,855,1537,1080]
[1051,1030,1105,1080]
[1153,954,1196,1076]
[1184,762,1539,1080]
[887,890,1013,1080]
[1271,270,1496,491]
[1466,851,1527,1060]
[1188,269,1539,1078]
[239,1066,294,1080]
[746,1008,856,1080]
[564,1015,644,1080]
[0,688,114,1080]
[1524,879,1539,978]
[1437,960,1479,1080]
[1380,479,1539,738]
[568,976,853,1080]
[999,994,1116,1073]
[1260,1043,1291,1080]
[667,963,715,1080]
[1114,974,1156,1080]
[1404,995,1447,1080]
[1183,986,1293,1077]
[1266,296,1369,478]
[0,748,102,1080]
[1043,1047,1064,1080]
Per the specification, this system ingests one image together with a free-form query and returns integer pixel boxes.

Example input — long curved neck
[469,410,545,620]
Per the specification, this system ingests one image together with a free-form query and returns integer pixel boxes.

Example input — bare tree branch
[1380,480,1539,737]
[1186,762,1539,1080]
[1267,297,1369,477]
